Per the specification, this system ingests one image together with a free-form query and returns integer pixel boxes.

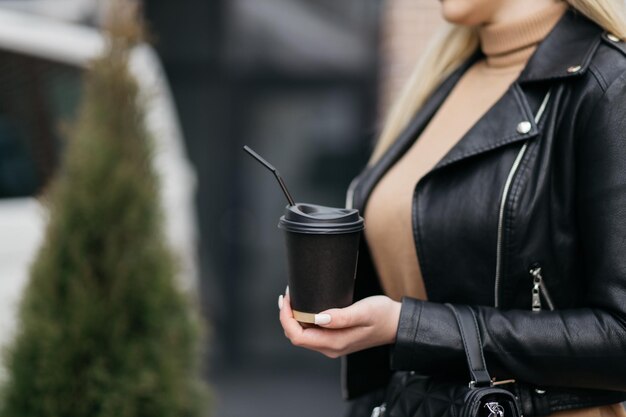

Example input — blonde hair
[369,0,626,165]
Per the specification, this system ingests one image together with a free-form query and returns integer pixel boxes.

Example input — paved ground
[211,365,348,417]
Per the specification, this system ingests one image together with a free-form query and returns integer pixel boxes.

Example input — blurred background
[0,0,444,416]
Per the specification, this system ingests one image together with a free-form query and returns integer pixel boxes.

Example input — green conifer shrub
[0,4,208,417]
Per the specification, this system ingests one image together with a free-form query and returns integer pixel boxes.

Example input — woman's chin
[440,0,493,26]
[441,9,485,26]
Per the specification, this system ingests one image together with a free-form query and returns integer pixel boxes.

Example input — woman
[279,0,626,416]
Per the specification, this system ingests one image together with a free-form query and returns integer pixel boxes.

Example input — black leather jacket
[343,9,626,416]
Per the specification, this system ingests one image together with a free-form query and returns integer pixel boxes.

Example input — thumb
[315,302,368,329]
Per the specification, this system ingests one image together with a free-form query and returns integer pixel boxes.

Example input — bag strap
[446,304,492,388]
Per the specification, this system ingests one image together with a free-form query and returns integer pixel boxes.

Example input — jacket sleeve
[390,72,626,392]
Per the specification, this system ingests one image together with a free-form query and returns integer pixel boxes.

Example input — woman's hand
[278,288,401,358]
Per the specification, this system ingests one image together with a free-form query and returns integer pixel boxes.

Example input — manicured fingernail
[314,313,331,325]
[285,286,289,296]
[278,294,284,310]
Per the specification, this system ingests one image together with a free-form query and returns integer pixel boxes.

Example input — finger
[280,293,341,350]
[279,292,305,341]
[316,301,369,329]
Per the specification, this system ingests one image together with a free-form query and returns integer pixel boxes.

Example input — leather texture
[446,304,491,387]
[342,8,626,416]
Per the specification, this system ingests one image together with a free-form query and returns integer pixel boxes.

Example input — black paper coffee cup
[278,203,364,324]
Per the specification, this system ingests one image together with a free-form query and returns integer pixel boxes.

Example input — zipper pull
[530,266,543,312]
[530,265,555,312]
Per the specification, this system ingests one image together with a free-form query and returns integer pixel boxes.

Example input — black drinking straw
[243,145,296,206]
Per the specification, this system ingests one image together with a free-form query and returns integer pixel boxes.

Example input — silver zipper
[494,90,551,307]
[530,266,555,311]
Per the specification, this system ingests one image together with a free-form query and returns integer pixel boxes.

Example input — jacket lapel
[431,8,603,171]
[433,83,538,171]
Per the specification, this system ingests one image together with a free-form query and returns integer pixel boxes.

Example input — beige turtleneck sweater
[365,4,626,415]
[365,1,567,302]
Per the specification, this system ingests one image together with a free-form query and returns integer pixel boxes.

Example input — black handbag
[371,304,522,417]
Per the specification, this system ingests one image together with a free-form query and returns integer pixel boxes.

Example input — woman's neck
[479,1,568,68]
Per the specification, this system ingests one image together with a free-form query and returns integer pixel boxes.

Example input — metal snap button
[567,65,581,73]
[607,33,620,42]
[517,121,532,134]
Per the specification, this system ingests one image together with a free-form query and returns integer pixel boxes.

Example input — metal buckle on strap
[469,378,515,389]
[493,379,516,386]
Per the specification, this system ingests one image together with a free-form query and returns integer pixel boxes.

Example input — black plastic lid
[278,203,364,234]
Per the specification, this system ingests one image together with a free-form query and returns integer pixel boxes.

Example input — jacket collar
[518,7,603,83]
